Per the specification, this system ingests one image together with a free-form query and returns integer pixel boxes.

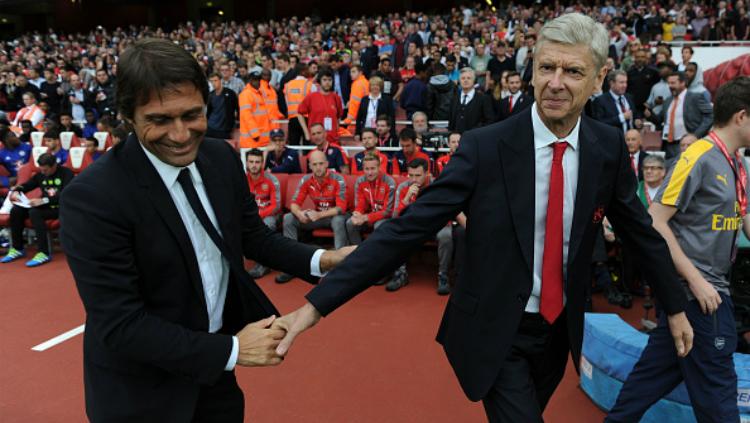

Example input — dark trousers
[192,371,244,422]
[10,205,58,255]
[662,139,682,161]
[287,117,306,145]
[607,294,739,423]
[482,312,570,423]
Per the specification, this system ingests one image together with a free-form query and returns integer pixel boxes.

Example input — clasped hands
[234,245,355,367]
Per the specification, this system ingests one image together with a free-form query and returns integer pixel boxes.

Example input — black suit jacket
[496,92,533,121]
[448,90,495,132]
[305,107,686,402]
[355,95,396,137]
[592,91,640,130]
[60,135,318,422]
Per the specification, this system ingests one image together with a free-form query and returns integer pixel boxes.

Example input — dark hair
[310,122,325,130]
[112,123,130,141]
[116,38,209,120]
[247,148,264,158]
[408,158,429,171]
[37,153,56,167]
[448,131,462,139]
[376,114,391,124]
[506,71,521,80]
[667,71,687,83]
[686,62,698,71]
[317,68,334,80]
[361,128,377,138]
[351,64,363,72]
[208,72,221,79]
[432,63,447,75]
[43,130,59,139]
[714,76,750,127]
[682,46,694,54]
[399,127,416,141]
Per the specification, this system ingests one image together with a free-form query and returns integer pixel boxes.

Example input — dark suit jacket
[448,90,495,133]
[592,91,640,130]
[304,107,687,402]
[652,91,714,139]
[61,88,95,117]
[629,149,648,182]
[496,92,534,122]
[60,135,318,422]
[355,95,396,137]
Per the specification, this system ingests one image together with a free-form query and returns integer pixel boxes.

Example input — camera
[420,131,449,150]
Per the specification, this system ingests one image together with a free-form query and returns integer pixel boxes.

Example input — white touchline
[31,324,85,352]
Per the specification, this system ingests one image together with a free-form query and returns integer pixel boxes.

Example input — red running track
[0,247,643,422]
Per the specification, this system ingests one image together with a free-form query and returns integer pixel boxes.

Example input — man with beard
[352,129,390,175]
[626,48,660,118]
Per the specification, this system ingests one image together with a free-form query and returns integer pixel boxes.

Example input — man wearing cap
[266,129,302,174]
[238,70,271,148]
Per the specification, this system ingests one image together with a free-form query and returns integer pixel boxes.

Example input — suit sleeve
[60,181,232,386]
[693,94,714,138]
[481,95,495,126]
[306,131,479,315]
[604,130,688,315]
[592,97,622,127]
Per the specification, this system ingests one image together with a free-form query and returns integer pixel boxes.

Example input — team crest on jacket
[592,205,605,224]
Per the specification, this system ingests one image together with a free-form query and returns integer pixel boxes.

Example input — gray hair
[643,154,666,168]
[607,69,627,83]
[459,67,476,78]
[412,111,428,121]
[537,13,609,70]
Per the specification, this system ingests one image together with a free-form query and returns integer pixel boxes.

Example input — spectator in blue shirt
[0,131,32,187]
[265,129,302,173]
[43,130,69,165]
[82,110,97,139]
[400,61,428,120]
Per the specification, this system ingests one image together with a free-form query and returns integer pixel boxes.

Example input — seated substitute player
[276,150,348,283]
[245,148,283,278]
[265,128,302,173]
[352,128,390,175]
[607,76,750,423]
[1,152,74,267]
[385,158,452,295]
[43,130,69,165]
[0,131,32,188]
[305,123,348,174]
[435,131,461,174]
[344,152,396,248]
[391,127,432,175]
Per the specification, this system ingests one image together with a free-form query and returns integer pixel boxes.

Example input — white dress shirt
[366,94,381,128]
[610,91,631,133]
[630,150,640,179]
[527,103,580,312]
[141,144,326,371]
[460,89,476,105]
[663,90,687,141]
[508,91,522,110]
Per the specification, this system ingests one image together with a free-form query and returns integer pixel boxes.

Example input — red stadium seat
[93,132,112,151]
[65,147,93,174]
[59,132,81,150]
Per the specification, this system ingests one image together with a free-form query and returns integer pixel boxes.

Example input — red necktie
[541,141,568,324]
[509,95,514,113]
[630,153,637,176]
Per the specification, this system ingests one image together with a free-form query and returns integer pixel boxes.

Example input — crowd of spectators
[0,2,745,293]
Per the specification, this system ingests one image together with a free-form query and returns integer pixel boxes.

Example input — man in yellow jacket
[343,65,370,129]
[260,69,282,131]
[239,70,271,148]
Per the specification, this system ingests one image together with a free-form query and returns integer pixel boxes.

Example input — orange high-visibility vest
[10,104,45,133]
[260,80,282,130]
[344,75,370,124]
[283,77,314,119]
[238,84,271,148]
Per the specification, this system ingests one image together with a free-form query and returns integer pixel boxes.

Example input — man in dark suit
[448,68,495,133]
[60,39,351,423]
[273,13,694,423]
[646,71,714,160]
[592,69,640,133]
[497,71,534,121]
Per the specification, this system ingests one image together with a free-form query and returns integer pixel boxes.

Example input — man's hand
[319,245,357,273]
[295,209,311,224]
[688,277,723,314]
[623,110,633,120]
[350,213,367,226]
[273,303,322,356]
[307,210,323,222]
[405,184,420,204]
[667,312,694,357]
[28,198,44,207]
[235,316,286,367]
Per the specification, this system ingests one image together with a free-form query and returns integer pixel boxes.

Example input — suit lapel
[195,150,234,252]
[499,110,535,275]
[567,118,604,270]
[121,135,207,304]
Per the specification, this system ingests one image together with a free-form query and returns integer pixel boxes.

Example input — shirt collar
[531,102,580,151]
[461,88,475,98]
[370,93,381,101]
[139,141,202,189]
[609,90,623,101]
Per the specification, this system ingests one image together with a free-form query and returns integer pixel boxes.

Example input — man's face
[634,50,647,67]
[643,160,665,186]
[459,72,475,90]
[309,153,328,177]
[507,75,522,94]
[84,139,96,154]
[209,76,221,91]
[375,120,390,136]
[44,137,60,150]
[310,125,326,145]
[362,131,377,150]
[610,74,627,95]
[22,94,35,107]
[70,74,81,89]
[412,115,428,134]
[350,68,361,80]
[379,60,392,73]
[407,165,426,186]
[532,42,605,128]
[363,158,380,181]
[680,134,698,152]
[249,77,260,89]
[4,133,20,148]
[96,70,108,84]
[682,48,692,64]
[246,154,263,175]
[220,66,232,79]
[448,134,460,153]
[667,75,685,96]
[624,130,642,153]
[400,138,416,155]
[44,70,55,82]
[320,76,333,92]
[60,115,72,127]
[685,65,697,85]
[261,69,272,82]
[39,164,56,177]
[132,82,207,168]
[16,76,27,86]
[659,65,672,79]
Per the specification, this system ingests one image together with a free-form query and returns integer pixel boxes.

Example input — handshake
[234,303,322,367]
[234,245,356,367]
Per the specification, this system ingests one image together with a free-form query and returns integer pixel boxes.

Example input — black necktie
[462,94,467,105]
[176,168,278,318]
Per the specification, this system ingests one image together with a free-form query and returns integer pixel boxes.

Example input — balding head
[625,129,642,153]
[309,150,329,177]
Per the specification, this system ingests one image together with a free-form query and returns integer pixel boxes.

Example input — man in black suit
[624,128,647,182]
[497,71,534,121]
[592,69,641,133]
[60,39,351,423]
[273,13,693,423]
[448,67,495,133]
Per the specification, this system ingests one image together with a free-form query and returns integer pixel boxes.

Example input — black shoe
[619,293,633,309]
[373,276,388,286]
[248,264,269,279]
[385,271,408,292]
[606,287,623,305]
[275,273,294,284]
[437,273,450,295]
